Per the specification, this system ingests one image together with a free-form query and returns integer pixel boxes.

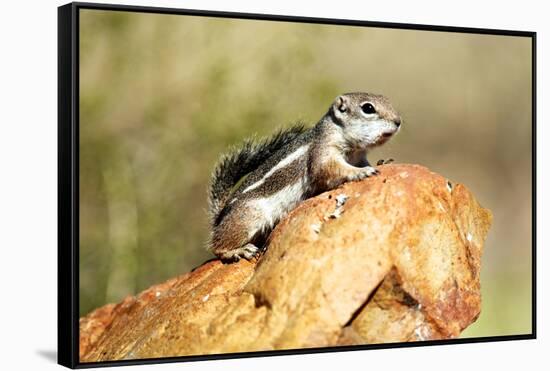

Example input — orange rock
[79,164,492,362]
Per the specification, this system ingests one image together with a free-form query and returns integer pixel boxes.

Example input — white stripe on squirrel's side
[242,144,310,194]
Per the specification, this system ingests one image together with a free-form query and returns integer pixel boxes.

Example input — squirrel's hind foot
[219,243,261,262]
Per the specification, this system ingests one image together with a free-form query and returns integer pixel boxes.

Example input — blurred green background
[79,9,532,338]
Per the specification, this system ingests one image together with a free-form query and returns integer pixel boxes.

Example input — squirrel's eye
[361,103,376,114]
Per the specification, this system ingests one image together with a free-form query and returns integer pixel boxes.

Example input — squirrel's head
[330,92,402,149]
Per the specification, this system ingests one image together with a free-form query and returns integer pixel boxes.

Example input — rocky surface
[79,164,492,362]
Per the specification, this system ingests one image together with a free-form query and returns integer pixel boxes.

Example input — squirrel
[207,92,401,261]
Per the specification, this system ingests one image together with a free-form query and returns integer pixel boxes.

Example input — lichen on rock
[79,164,492,362]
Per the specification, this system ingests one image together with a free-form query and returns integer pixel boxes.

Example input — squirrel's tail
[208,124,308,226]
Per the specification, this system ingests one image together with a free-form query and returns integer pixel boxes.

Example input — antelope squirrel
[207,92,401,261]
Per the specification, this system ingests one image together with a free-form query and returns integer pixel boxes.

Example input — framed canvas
[58,2,536,368]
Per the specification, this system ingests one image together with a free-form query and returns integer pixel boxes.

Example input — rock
[79,164,492,362]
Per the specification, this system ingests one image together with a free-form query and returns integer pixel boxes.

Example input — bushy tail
[208,124,308,225]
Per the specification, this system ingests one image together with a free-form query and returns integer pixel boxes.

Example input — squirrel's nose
[394,118,402,127]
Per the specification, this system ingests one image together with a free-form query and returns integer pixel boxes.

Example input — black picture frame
[58,2,537,369]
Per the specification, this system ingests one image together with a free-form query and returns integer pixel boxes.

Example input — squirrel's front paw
[376,158,395,166]
[352,166,379,181]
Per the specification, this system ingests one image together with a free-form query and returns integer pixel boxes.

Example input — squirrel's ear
[335,95,348,113]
